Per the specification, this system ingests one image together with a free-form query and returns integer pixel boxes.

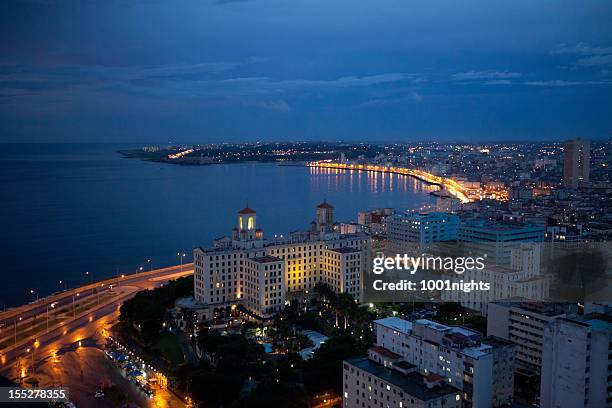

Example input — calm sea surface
[0,143,436,307]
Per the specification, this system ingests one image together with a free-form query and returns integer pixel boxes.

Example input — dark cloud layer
[0,0,611,142]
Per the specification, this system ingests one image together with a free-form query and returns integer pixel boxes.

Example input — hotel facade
[193,203,371,319]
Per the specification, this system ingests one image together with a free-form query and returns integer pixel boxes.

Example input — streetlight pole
[147,259,152,272]
[72,293,80,318]
[178,252,186,272]
[85,271,94,296]
[46,303,55,333]
[14,317,22,345]
[26,347,34,374]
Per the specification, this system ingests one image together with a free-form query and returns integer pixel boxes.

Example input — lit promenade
[307,161,509,202]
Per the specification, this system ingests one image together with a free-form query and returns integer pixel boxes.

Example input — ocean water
[0,143,436,307]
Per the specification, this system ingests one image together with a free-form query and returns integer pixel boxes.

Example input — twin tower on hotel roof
[235,201,335,234]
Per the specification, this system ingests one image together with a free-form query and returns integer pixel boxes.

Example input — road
[0,264,193,353]
[0,264,193,408]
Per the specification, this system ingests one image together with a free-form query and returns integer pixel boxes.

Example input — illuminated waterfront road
[0,268,192,408]
[0,264,194,326]
[0,264,193,354]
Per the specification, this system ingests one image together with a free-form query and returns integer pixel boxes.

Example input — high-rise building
[540,313,612,408]
[563,139,590,189]
[372,317,515,408]
[193,203,371,320]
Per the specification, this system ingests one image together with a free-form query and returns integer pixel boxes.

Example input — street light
[14,317,22,345]
[178,252,186,272]
[147,259,152,272]
[97,284,105,304]
[26,347,34,373]
[29,289,38,302]
[72,293,80,318]
[46,303,56,332]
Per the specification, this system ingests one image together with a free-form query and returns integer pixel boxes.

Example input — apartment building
[458,219,544,266]
[343,355,462,408]
[386,212,460,244]
[487,298,566,375]
[540,313,612,408]
[373,317,515,408]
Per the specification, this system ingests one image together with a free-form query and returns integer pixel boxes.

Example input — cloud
[576,54,612,68]
[0,61,424,117]
[252,99,290,112]
[275,73,422,89]
[552,43,612,69]
[525,79,612,87]
[452,71,521,81]
[552,43,612,55]
[484,80,512,85]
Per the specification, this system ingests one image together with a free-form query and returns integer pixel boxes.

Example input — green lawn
[153,332,185,365]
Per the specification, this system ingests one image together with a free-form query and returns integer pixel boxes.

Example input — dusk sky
[1,0,612,143]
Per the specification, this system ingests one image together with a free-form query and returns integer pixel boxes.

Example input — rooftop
[369,346,402,360]
[238,207,256,214]
[460,219,544,232]
[374,317,413,334]
[345,357,460,401]
[491,297,566,317]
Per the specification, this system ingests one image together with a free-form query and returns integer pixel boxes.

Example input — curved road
[0,265,193,408]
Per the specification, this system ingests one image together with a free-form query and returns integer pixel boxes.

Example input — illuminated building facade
[193,204,371,319]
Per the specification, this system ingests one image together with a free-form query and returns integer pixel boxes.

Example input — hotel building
[193,203,371,319]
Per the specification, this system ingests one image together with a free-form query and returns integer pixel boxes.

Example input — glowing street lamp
[178,252,186,272]
[46,302,56,332]
[72,293,80,318]
[14,317,22,345]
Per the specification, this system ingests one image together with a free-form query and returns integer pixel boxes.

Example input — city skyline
[0,2,611,407]
[1,0,612,143]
